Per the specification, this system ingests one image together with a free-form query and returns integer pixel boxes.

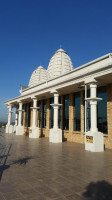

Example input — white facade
[4,48,112,151]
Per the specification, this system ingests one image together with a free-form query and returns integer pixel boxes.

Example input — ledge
[72,131,81,134]
[103,134,108,137]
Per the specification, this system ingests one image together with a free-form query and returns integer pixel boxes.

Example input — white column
[85,80,104,152]
[85,85,87,133]
[32,98,37,128]
[90,84,98,132]
[18,102,23,126]
[29,98,39,138]
[53,93,59,129]
[6,104,14,133]
[13,108,18,133]
[90,83,97,98]
[16,101,24,135]
[15,109,18,126]
[8,105,12,125]
[49,91,62,143]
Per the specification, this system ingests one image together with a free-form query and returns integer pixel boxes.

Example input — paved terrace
[0,129,112,200]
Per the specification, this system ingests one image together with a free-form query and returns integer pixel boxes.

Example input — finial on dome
[55,48,66,54]
[60,44,62,49]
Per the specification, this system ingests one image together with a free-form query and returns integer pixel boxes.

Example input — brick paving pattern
[0,129,112,200]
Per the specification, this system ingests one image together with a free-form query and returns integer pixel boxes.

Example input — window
[43,100,47,128]
[97,86,107,134]
[74,92,81,131]
[63,95,69,130]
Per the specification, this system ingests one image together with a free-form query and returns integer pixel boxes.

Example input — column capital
[32,98,38,102]
[85,97,102,102]
[54,93,59,97]
[17,100,22,103]
[31,96,38,100]
[50,104,62,108]
[30,107,39,110]
[8,104,12,109]
[85,77,97,85]
[19,101,22,103]
[90,84,97,88]
[50,89,58,94]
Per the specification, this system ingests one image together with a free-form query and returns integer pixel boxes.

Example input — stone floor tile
[43,190,61,199]
[2,191,24,200]
[0,130,112,199]
[66,193,86,200]
[0,192,5,200]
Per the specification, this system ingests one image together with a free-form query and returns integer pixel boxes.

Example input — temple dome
[29,66,47,87]
[47,48,74,79]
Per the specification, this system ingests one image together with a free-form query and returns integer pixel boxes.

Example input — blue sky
[0,0,112,122]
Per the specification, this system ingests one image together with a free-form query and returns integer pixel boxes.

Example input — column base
[16,126,24,135]
[85,131,104,152]
[49,128,62,143]
[6,124,9,133]
[13,125,17,133]
[29,127,39,138]
[6,124,14,133]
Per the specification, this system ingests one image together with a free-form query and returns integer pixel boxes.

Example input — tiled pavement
[0,129,112,200]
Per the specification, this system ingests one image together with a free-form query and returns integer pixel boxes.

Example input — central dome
[47,48,74,79]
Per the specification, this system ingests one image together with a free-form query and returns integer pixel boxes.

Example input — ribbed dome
[47,48,74,79]
[29,66,47,87]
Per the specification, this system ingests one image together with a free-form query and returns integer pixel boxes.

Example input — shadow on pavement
[11,156,35,166]
[0,144,12,181]
[83,180,112,200]
[0,142,35,181]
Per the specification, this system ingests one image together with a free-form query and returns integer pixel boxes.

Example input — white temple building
[4,48,112,151]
